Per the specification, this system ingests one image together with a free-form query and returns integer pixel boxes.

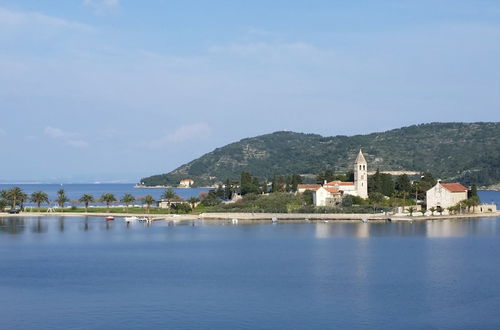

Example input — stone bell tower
[354,150,368,199]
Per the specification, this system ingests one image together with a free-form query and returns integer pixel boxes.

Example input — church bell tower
[354,150,368,199]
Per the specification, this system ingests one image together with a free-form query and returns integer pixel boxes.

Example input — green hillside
[140,122,500,187]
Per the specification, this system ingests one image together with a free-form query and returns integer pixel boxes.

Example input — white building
[311,150,369,206]
[179,179,194,188]
[426,182,468,209]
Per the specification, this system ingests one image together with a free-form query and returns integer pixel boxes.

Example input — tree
[143,195,155,214]
[289,174,303,192]
[18,192,29,209]
[341,194,354,207]
[121,193,135,211]
[223,179,235,199]
[468,184,479,199]
[187,197,199,209]
[240,172,259,195]
[56,189,70,211]
[429,207,436,215]
[100,193,117,212]
[261,181,268,194]
[407,206,415,216]
[79,194,94,213]
[31,191,49,209]
[170,203,192,214]
[5,186,24,208]
[413,172,437,200]
[199,190,221,206]
[161,188,178,200]
[302,190,314,205]
[395,174,412,194]
[316,169,335,184]
[468,196,480,213]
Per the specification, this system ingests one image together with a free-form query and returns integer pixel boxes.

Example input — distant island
[140,122,500,188]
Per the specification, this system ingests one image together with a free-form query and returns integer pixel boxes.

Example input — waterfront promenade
[2,211,499,222]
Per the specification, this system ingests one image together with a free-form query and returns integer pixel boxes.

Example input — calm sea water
[0,184,209,206]
[1,212,500,329]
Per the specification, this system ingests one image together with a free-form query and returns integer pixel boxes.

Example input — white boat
[138,217,152,223]
[361,218,368,223]
[124,216,138,222]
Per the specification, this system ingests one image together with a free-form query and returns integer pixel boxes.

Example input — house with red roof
[426,182,468,209]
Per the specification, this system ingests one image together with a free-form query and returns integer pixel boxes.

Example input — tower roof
[355,150,367,164]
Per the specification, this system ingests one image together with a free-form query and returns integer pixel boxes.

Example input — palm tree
[31,191,49,210]
[100,193,117,212]
[187,197,199,209]
[19,192,29,210]
[143,195,155,214]
[6,186,24,208]
[56,189,70,211]
[469,196,480,213]
[121,193,135,212]
[407,206,415,216]
[79,194,94,213]
[161,188,178,208]
[429,207,436,216]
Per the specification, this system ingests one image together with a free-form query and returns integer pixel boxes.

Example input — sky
[0,0,499,183]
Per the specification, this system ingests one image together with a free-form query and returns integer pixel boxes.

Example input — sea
[0,187,499,329]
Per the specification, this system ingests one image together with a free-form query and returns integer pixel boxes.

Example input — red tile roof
[297,184,321,191]
[325,187,341,194]
[326,180,341,185]
[441,183,468,193]
[326,180,354,186]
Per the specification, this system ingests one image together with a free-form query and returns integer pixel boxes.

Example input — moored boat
[124,216,138,222]
[105,216,115,221]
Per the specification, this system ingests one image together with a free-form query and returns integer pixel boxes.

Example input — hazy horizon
[1,1,499,182]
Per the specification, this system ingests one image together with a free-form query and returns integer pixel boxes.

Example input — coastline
[2,211,499,222]
[199,212,500,221]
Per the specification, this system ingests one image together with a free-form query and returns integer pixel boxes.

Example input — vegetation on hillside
[140,122,500,187]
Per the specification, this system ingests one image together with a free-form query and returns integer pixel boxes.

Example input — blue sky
[0,0,499,183]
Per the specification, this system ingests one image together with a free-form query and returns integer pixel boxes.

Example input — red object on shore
[105,216,115,221]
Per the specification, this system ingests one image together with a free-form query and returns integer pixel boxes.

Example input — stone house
[426,182,468,209]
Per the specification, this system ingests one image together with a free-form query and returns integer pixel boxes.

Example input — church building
[298,150,368,207]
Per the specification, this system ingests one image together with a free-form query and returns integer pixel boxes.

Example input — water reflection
[0,218,27,234]
[0,216,499,238]
[313,218,500,239]
[31,218,47,234]
[58,217,65,232]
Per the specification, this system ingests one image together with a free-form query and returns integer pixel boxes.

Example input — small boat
[231,218,238,224]
[137,217,152,223]
[124,216,138,222]
[105,216,115,221]
[361,218,368,223]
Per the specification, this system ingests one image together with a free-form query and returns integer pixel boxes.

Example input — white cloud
[0,7,92,32]
[83,0,120,14]
[147,123,212,149]
[44,126,89,148]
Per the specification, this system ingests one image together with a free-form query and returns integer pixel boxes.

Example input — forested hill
[140,122,500,187]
